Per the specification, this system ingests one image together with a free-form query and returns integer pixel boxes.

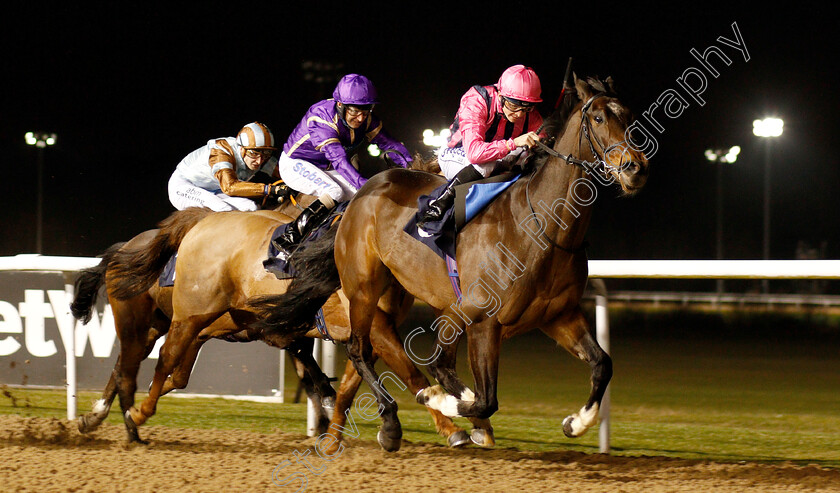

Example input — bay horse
[73,172,470,448]
[251,75,650,452]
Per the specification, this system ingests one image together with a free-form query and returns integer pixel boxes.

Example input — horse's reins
[524,93,627,253]
[535,93,625,177]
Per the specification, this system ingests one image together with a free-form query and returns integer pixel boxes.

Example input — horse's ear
[605,76,617,94]
[575,74,593,101]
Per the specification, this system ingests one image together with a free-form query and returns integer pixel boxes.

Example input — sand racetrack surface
[1,415,838,492]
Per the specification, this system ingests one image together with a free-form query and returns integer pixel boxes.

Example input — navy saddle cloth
[404,170,523,260]
[263,201,349,279]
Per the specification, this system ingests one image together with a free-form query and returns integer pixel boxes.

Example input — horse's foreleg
[112,311,163,443]
[541,307,612,438]
[128,318,203,428]
[369,318,468,448]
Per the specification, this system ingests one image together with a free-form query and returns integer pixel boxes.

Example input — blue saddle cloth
[404,171,522,261]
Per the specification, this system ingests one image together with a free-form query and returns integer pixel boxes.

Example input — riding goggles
[502,97,535,113]
[245,149,275,159]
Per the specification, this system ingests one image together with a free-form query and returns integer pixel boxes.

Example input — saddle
[405,158,532,261]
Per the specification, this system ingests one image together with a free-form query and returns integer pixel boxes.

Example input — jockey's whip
[554,57,574,109]
[534,57,573,137]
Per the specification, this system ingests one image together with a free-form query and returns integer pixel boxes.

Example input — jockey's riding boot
[272,199,331,260]
[417,165,483,234]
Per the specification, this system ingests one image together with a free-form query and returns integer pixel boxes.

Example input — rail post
[591,278,611,453]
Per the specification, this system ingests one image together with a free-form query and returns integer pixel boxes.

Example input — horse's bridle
[537,93,627,177]
[524,93,629,253]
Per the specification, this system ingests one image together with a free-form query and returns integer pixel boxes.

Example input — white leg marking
[92,399,110,416]
[459,388,475,403]
[420,385,462,417]
[568,403,600,437]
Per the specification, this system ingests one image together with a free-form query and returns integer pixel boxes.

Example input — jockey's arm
[366,119,412,167]
[215,169,269,198]
[321,141,367,189]
[458,95,514,165]
[309,117,367,189]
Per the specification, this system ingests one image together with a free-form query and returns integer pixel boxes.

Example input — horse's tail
[108,207,214,299]
[249,225,341,335]
[70,241,126,324]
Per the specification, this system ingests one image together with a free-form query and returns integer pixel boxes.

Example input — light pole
[752,117,784,293]
[705,146,740,294]
[25,132,57,254]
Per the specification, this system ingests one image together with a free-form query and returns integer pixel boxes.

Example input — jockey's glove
[267,184,293,202]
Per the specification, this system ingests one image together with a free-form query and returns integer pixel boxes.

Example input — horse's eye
[594,116,604,124]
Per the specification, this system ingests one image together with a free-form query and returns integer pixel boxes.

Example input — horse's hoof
[123,411,148,444]
[321,435,342,456]
[125,407,147,427]
[470,427,495,448]
[562,416,576,438]
[447,430,470,448]
[77,415,96,434]
[376,430,402,453]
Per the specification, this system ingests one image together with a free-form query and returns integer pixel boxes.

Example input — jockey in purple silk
[273,74,412,259]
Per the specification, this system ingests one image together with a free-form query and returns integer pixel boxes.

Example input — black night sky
[2,3,837,274]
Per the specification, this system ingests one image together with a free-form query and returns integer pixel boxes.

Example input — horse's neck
[528,112,596,250]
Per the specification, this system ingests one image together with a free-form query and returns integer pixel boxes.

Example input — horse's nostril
[624,162,641,174]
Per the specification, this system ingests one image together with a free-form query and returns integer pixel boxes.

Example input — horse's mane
[408,152,442,174]
[524,75,626,174]
[540,75,617,140]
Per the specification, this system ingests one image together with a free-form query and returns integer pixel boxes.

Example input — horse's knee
[477,399,498,419]
[461,396,497,419]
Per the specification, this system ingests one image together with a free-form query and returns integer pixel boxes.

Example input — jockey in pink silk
[418,65,544,234]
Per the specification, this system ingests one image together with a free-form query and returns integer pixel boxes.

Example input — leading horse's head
[553,75,650,195]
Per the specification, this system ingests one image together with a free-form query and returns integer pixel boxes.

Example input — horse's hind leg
[345,297,403,452]
[159,337,206,396]
[321,359,365,454]
[286,337,337,435]
[540,307,612,438]
[77,357,120,434]
[369,317,469,448]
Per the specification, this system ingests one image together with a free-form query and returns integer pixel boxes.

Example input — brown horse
[251,75,650,452]
[70,202,342,442]
[74,175,470,448]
